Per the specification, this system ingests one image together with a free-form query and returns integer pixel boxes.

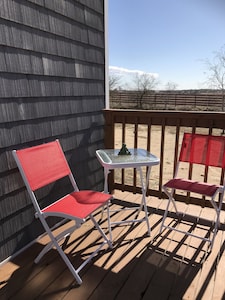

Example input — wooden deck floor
[1,190,225,300]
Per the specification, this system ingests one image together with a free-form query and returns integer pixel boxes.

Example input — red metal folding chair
[13,140,112,285]
[160,133,225,250]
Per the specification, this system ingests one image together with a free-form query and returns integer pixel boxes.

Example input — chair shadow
[2,199,225,300]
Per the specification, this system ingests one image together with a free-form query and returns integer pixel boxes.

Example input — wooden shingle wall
[0,0,106,262]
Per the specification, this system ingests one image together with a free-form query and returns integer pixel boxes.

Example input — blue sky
[108,0,225,90]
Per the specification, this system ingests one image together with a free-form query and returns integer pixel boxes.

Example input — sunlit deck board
[1,190,225,300]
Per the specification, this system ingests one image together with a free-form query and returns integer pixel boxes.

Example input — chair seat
[164,178,220,197]
[42,190,110,219]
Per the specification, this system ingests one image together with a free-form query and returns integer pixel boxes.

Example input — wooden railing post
[103,109,114,192]
[103,109,114,149]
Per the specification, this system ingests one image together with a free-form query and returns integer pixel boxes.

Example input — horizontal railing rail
[104,109,225,208]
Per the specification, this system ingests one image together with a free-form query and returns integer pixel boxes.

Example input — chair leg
[138,167,151,236]
[90,214,112,248]
[106,202,113,244]
[39,220,83,284]
[36,216,111,284]
[209,195,224,250]
[160,196,171,234]
[160,188,224,251]
[160,187,178,234]
[47,215,112,285]
[35,223,78,264]
[54,239,83,285]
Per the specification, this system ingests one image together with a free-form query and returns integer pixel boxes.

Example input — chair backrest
[179,133,225,168]
[13,140,71,191]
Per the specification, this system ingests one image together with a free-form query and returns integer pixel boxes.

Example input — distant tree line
[109,44,225,111]
[110,90,225,111]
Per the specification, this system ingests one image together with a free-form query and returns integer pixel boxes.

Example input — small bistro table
[96,148,160,241]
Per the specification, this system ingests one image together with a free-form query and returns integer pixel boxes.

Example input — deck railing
[104,109,225,208]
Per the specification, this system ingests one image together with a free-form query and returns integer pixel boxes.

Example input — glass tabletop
[96,148,160,168]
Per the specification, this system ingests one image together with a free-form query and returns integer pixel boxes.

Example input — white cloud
[109,66,159,78]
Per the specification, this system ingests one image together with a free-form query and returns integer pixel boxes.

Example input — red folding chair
[160,133,225,250]
[13,140,112,285]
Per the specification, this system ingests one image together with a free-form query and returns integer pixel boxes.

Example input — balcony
[1,109,225,299]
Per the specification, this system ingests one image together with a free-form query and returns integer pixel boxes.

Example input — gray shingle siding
[0,0,106,262]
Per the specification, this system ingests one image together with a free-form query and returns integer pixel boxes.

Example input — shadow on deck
[1,190,225,300]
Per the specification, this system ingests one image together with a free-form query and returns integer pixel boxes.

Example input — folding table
[96,148,160,240]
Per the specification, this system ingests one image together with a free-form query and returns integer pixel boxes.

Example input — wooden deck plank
[4,224,92,298]
[1,211,112,299]
[143,222,194,299]
[1,190,225,300]
[111,216,168,299]
[195,218,225,300]
[114,211,171,300]
[0,242,44,288]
